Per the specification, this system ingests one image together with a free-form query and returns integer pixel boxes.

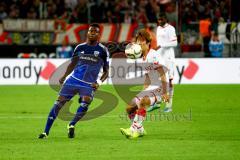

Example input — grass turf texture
[0,85,240,160]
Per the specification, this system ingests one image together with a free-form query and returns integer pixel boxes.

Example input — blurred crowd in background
[181,0,231,25]
[0,0,234,25]
[0,0,173,24]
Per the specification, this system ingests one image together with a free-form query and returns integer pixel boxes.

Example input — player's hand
[161,93,169,103]
[91,82,99,91]
[59,77,66,85]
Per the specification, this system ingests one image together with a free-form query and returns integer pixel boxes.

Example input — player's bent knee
[126,105,138,114]
[81,96,92,104]
[80,102,90,109]
[57,95,69,102]
[55,99,68,107]
[139,96,151,108]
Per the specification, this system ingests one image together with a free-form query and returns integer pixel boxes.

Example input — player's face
[136,35,147,45]
[87,27,100,41]
[136,35,149,56]
[213,35,219,41]
[158,17,167,27]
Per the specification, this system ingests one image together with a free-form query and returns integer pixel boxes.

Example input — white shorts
[133,86,162,108]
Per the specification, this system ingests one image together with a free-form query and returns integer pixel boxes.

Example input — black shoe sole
[68,128,75,138]
[38,134,47,139]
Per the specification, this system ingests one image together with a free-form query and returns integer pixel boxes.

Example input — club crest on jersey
[94,51,100,57]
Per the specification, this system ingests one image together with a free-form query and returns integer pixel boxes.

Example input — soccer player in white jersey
[148,13,177,113]
[120,29,169,139]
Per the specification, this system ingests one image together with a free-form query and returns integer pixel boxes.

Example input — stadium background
[0,0,240,160]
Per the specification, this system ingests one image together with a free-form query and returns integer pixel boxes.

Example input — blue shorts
[59,77,94,100]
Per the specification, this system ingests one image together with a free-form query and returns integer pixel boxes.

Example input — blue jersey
[70,42,109,84]
[209,40,224,57]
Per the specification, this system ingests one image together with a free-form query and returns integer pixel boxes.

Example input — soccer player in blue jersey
[38,24,109,139]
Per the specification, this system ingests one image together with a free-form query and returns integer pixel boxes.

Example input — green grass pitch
[0,85,240,160]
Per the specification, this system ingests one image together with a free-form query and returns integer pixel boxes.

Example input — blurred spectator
[209,33,224,57]
[68,0,89,23]
[55,0,65,17]
[99,0,115,23]
[199,17,212,57]
[19,0,32,18]
[39,0,47,19]
[111,4,122,23]
[124,11,132,23]
[0,2,7,22]
[135,7,148,25]
[145,0,159,23]
[74,0,88,23]
[56,39,73,58]
[65,0,78,10]
[219,0,230,21]
[69,7,78,23]
[8,4,20,19]
[46,1,57,19]
[27,7,37,19]
[211,17,219,33]
[90,1,103,23]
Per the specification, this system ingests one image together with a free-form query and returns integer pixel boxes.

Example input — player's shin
[44,100,66,135]
[69,101,89,126]
[126,105,138,122]
[130,107,146,134]
[165,86,174,109]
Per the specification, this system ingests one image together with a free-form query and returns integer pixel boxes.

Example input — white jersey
[134,49,168,106]
[156,23,177,79]
[143,49,168,85]
[156,23,177,49]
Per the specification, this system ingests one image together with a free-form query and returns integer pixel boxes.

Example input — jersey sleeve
[71,44,83,61]
[72,45,79,58]
[102,47,110,70]
[169,26,177,41]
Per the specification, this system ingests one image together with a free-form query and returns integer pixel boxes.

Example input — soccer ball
[125,43,142,59]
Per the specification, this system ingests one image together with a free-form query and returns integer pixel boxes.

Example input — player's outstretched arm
[59,56,78,84]
[157,66,169,103]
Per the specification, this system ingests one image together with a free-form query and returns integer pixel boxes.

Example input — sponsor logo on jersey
[94,51,100,57]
